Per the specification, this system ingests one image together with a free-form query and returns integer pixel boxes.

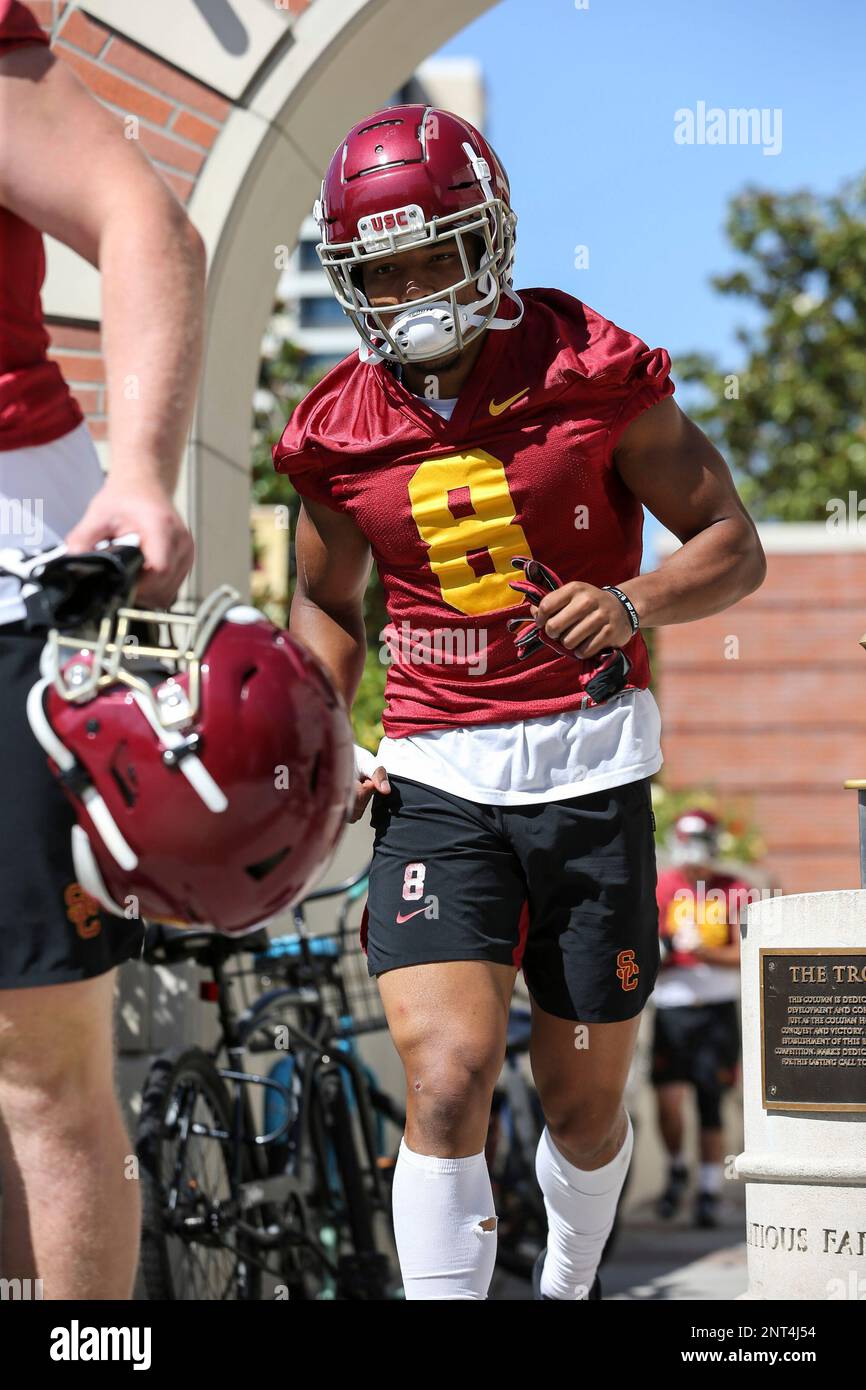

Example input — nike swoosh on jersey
[489,387,529,416]
[395,907,427,923]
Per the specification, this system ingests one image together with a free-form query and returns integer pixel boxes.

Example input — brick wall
[654,546,866,895]
[28,1,316,432]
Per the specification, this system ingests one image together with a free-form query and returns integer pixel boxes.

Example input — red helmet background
[674,808,721,841]
[32,603,354,935]
[317,104,513,245]
[313,103,521,364]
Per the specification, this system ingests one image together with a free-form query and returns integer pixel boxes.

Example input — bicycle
[135,862,406,1301]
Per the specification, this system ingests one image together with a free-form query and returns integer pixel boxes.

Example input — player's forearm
[615,517,765,628]
[695,943,741,967]
[98,198,206,493]
[289,593,367,711]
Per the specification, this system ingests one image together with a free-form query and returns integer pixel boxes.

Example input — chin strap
[463,283,525,332]
[357,262,525,364]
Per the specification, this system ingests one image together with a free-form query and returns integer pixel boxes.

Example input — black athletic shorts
[359,771,660,1023]
[651,1000,741,1089]
[0,621,145,989]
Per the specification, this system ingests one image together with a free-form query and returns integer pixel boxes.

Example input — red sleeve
[604,336,675,454]
[0,1,50,49]
[272,433,344,515]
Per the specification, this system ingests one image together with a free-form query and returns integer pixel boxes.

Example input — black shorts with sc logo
[360,772,660,1024]
[0,621,146,990]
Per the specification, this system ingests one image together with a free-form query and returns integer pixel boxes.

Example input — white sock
[699,1162,722,1195]
[535,1116,634,1299]
[391,1137,498,1300]
[669,1151,687,1172]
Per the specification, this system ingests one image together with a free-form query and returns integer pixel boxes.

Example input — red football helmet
[671,808,721,867]
[314,103,523,364]
[21,552,355,936]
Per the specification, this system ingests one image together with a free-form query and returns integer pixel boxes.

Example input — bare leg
[656,1081,688,1157]
[376,959,517,1299]
[378,958,517,1157]
[0,969,140,1299]
[699,1127,723,1164]
[528,1006,643,1297]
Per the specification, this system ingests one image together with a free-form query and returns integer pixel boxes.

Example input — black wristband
[603,585,640,634]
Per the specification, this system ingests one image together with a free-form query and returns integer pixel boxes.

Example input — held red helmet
[314,103,523,365]
[23,567,355,936]
[671,808,721,868]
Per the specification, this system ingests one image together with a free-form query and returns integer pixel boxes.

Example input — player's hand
[527,581,634,659]
[65,478,194,609]
[347,766,391,824]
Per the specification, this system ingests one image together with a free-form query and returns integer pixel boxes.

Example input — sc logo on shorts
[616,949,639,992]
[64,881,102,940]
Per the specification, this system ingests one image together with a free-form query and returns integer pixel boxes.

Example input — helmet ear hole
[245,845,291,881]
[309,748,322,793]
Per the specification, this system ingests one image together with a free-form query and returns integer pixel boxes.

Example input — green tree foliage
[675,172,866,521]
[649,782,764,867]
[250,329,387,751]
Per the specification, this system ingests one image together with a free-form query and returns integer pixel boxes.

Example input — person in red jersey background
[652,809,752,1230]
[0,0,204,1299]
[274,105,766,1300]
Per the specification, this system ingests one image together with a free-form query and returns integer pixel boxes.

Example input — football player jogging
[653,809,753,1229]
[275,105,766,1300]
[0,2,204,1297]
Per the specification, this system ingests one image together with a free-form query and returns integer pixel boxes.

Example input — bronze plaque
[760,949,866,1112]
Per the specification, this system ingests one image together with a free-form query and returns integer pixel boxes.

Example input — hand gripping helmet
[314,103,524,365]
[671,808,721,868]
[16,545,355,935]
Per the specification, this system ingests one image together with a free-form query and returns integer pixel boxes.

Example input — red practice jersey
[274,287,674,738]
[0,1,84,449]
[656,866,753,969]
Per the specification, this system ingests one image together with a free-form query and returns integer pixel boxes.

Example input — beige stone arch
[39,0,501,594]
[191,0,501,594]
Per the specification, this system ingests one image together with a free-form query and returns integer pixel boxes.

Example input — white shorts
[0,420,103,625]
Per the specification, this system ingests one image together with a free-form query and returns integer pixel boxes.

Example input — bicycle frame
[152,870,396,1294]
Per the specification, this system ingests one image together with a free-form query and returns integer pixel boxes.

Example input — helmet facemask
[316,185,520,365]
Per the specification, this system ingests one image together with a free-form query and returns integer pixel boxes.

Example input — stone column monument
[735,633,866,1300]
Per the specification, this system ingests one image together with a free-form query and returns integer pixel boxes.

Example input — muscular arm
[527,398,766,657]
[0,43,205,489]
[612,398,766,625]
[0,42,206,603]
[290,498,373,710]
[291,498,390,820]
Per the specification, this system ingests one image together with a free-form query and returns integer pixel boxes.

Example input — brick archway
[34,0,500,592]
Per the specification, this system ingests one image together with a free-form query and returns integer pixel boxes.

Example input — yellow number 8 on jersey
[407,449,533,617]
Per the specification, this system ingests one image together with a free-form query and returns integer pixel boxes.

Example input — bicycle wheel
[314,1065,394,1300]
[137,1046,263,1301]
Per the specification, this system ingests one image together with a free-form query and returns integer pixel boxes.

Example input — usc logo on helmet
[616,949,639,992]
[64,881,102,940]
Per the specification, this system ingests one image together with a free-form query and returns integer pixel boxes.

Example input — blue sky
[432,0,864,558]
